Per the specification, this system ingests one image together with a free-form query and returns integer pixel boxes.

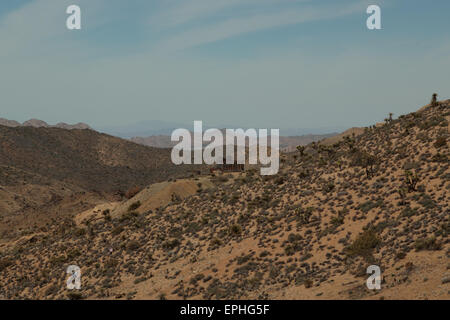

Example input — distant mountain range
[97,120,341,151]
[95,120,346,139]
[130,133,338,151]
[95,120,189,139]
[0,118,91,130]
[1,117,341,151]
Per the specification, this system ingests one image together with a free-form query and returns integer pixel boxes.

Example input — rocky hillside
[0,126,199,192]
[0,125,204,240]
[0,101,448,300]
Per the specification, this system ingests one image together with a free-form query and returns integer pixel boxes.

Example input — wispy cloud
[0,0,112,58]
[154,1,367,52]
[0,0,368,55]
[150,0,310,28]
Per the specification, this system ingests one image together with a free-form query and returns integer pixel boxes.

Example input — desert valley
[0,98,448,300]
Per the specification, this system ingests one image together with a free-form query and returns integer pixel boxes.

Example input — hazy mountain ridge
[1,117,338,151]
[0,118,91,130]
[130,133,338,151]
[96,120,345,139]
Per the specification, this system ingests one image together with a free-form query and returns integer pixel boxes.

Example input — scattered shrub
[67,292,83,300]
[345,229,380,258]
[229,224,242,236]
[49,255,67,266]
[162,239,181,250]
[127,240,140,251]
[73,228,86,237]
[112,225,124,236]
[331,215,344,226]
[120,211,139,222]
[0,258,12,272]
[434,136,446,148]
[401,207,417,217]
[359,200,383,213]
[414,237,441,251]
[128,201,141,212]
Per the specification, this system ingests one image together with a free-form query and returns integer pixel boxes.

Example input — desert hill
[0,125,199,192]
[0,125,203,239]
[74,177,216,226]
[0,100,448,300]
[320,127,366,146]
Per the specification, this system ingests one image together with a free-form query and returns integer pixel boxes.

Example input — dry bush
[345,229,380,258]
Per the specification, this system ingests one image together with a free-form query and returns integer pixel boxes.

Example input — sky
[0,0,449,133]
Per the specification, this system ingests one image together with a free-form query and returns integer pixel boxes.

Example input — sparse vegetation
[345,229,380,258]
[434,136,446,148]
[414,237,441,251]
[229,224,242,236]
[128,201,141,212]
[0,99,448,300]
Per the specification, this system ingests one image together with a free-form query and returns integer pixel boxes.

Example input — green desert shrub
[128,201,141,212]
[162,239,181,250]
[112,225,124,236]
[127,240,140,251]
[0,258,12,272]
[229,224,242,236]
[120,211,139,222]
[345,229,380,258]
[67,292,84,300]
[73,227,86,237]
[414,237,441,251]
[434,136,447,148]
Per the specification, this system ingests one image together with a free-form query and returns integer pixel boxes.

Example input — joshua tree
[384,113,394,124]
[398,187,407,206]
[404,170,419,192]
[363,153,378,178]
[344,136,356,153]
[296,145,305,156]
[431,93,438,107]
[352,150,378,178]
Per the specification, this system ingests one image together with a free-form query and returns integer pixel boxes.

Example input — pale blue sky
[0,0,449,132]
